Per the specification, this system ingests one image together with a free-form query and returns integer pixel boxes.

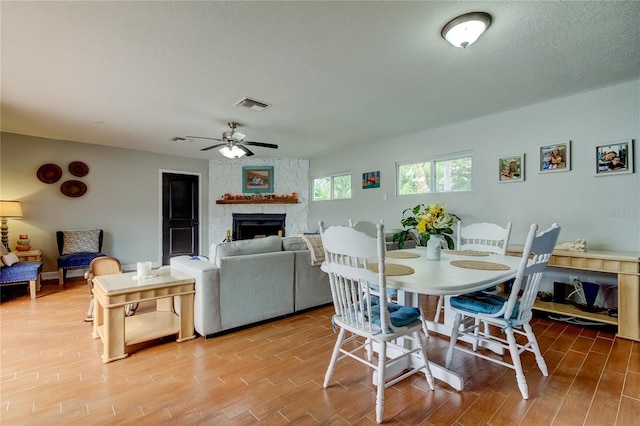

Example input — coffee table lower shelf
[95,311,181,347]
[533,300,617,326]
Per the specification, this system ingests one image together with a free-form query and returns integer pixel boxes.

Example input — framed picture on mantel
[242,166,274,193]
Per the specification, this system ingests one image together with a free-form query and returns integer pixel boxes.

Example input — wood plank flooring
[1,278,638,425]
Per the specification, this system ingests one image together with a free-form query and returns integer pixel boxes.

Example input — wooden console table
[92,268,196,362]
[508,247,640,341]
[15,249,42,262]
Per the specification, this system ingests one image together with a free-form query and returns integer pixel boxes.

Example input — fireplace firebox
[232,213,286,240]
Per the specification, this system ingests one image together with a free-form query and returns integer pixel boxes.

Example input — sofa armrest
[170,256,222,337]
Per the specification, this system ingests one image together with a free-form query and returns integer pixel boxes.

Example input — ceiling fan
[176,121,278,158]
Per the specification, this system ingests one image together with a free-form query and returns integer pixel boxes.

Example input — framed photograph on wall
[539,141,571,173]
[362,171,380,189]
[595,140,633,176]
[498,154,525,182]
[242,166,274,193]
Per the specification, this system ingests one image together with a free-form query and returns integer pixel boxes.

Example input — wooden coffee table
[92,267,195,363]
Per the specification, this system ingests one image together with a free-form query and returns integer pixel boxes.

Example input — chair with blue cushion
[57,229,106,284]
[445,223,560,399]
[319,220,434,424]
[1,245,43,299]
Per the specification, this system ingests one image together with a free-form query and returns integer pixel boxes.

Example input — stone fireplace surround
[209,159,310,245]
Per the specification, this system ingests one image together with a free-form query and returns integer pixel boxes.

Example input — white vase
[426,235,442,260]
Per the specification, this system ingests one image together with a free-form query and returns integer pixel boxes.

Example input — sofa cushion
[282,236,307,251]
[214,235,282,260]
[0,261,42,284]
[62,229,101,254]
[301,234,324,266]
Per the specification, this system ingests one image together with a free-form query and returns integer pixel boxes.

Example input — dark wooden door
[162,173,199,264]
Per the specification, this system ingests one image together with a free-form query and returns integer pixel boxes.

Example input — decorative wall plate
[60,180,87,197]
[68,161,89,177]
[37,163,63,184]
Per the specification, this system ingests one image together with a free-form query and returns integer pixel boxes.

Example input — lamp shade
[219,145,247,159]
[441,12,492,48]
[0,200,23,218]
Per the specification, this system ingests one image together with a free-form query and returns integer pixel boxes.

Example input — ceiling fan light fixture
[441,12,491,48]
[219,145,247,159]
[231,131,246,141]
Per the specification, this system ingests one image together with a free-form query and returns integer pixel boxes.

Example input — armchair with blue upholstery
[1,245,43,298]
[57,229,106,284]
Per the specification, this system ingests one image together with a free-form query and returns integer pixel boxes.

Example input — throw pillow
[1,252,20,267]
[62,229,101,254]
[0,243,7,266]
[301,234,325,266]
[281,236,308,251]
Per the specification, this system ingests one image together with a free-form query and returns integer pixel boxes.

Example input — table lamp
[0,200,23,252]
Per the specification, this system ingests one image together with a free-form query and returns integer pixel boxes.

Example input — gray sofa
[170,235,331,338]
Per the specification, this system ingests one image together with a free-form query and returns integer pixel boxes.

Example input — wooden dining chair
[319,221,434,424]
[456,221,513,255]
[445,223,561,399]
[432,221,514,329]
[84,256,137,321]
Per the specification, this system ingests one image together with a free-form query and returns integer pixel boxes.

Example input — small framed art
[498,154,524,183]
[539,141,570,173]
[242,166,274,193]
[362,171,380,189]
[595,140,633,176]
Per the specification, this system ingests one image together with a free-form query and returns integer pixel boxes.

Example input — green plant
[392,203,459,249]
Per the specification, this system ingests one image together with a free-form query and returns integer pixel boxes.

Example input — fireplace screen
[232,213,285,240]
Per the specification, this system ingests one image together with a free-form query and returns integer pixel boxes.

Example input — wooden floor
[1,278,639,425]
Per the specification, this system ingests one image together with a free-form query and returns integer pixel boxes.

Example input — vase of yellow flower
[392,203,459,258]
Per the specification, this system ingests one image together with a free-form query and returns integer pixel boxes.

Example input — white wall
[208,158,310,246]
[309,80,640,253]
[0,133,210,273]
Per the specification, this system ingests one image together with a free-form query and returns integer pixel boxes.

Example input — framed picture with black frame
[242,166,274,193]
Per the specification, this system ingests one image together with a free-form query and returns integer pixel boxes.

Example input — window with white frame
[313,173,352,201]
[397,152,473,195]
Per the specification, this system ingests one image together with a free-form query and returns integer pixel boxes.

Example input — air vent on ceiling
[234,97,270,112]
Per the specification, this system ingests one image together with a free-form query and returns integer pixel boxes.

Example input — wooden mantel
[216,199,299,205]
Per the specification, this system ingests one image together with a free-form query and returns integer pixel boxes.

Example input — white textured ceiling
[2,1,639,159]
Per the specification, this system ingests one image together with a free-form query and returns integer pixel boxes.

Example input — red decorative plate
[37,163,63,184]
[68,161,89,177]
[60,180,87,197]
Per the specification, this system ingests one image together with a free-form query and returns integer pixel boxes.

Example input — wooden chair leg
[505,327,529,399]
[376,341,386,424]
[29,278,38,299]
[525,323,548,376]
[445,313,463,369]
[58,268,65,285]
[324,328,346,388]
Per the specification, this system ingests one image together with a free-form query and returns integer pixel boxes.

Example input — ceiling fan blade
[243,141,279,149]
[200,143,227,151]
[186,136,224,142]
[238,145,255,156]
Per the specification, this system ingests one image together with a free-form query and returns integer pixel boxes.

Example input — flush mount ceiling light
[441,12,492,48]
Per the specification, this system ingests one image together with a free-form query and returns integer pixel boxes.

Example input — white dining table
[381,247,523,390]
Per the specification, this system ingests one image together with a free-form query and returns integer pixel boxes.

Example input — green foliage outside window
[313,174,351,201]
[398,154,472,195]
